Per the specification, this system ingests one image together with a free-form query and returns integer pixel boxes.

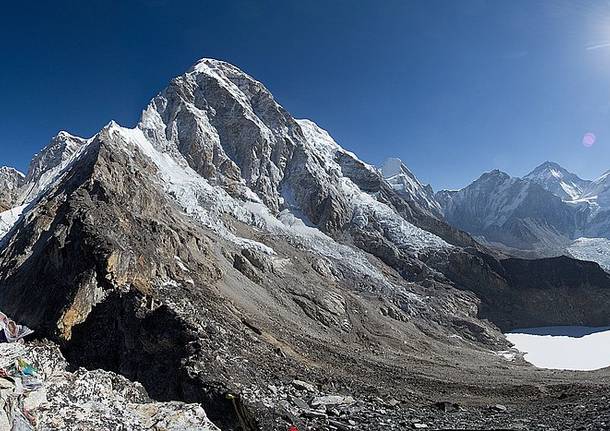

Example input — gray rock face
[21,131,88,204]
[0,167,24,211]
[139,59,301,212]
[139,60,362,239]
[587,209,610,239]
[496,256,610,329]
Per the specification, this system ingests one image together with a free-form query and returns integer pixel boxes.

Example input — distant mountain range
[381,159,610,269]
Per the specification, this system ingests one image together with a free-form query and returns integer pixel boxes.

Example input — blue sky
[2,0,610,190]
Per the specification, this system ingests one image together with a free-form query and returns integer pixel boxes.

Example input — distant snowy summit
[521,161,610,209]
[524,161,591,201]
[379,157,441,218]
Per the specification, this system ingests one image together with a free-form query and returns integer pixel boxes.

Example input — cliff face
[438,252,610,331]
[497,256,610,329]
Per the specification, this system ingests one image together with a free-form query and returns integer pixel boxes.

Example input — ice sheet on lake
[506,326,610,371]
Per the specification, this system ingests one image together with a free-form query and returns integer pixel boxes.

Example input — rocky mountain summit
[1,59,610,430]
[380,157,441,218]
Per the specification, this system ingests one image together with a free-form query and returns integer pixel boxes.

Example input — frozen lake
[506,326,610,371]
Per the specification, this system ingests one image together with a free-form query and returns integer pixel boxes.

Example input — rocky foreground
[1,341,219,430]
[2,340,610,430]
[0,59,610,430]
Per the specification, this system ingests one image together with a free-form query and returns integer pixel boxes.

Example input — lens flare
[582,132,596,148]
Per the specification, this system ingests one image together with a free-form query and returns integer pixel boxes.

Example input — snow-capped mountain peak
[138,56,305,213]
[581,170,610,208]
[0,166,25,190]
[435,161,610,264]
[529,161,564,174]
[25,131,88,183]
[435,168,583,250]
[482,169,512,182]
[13,131,92,207]
[0,167,26,211]
[523,161,591,201]
[380,157,441,217]
[0,166,25,178]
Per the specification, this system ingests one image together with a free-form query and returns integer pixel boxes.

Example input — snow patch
[495,350,517,361]
[174,256,190,273]
[243,201,398,285]
[0,205,27,241]
[339,177,450,252]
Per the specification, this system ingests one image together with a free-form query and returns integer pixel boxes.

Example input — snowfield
[506,326,610,371]
[0,205,27,241]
